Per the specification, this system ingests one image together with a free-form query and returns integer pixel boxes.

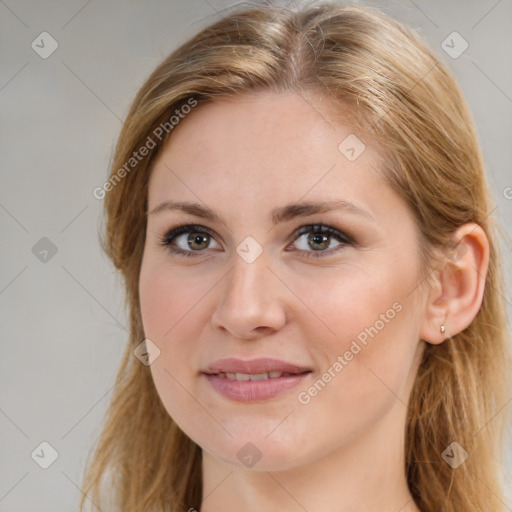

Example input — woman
[80,2,512,511]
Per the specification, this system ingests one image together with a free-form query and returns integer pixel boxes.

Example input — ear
[419,222,490,345]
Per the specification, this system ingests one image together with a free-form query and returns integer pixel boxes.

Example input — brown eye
[159,222,353,259]
[187,232,210,251]
[289,223,353,258]
[307,232,331,250]
[159,224,221,257]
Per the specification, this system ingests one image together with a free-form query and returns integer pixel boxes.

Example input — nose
[210,250,287,340]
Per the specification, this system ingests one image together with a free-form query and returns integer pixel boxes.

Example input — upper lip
[203,357,312,375]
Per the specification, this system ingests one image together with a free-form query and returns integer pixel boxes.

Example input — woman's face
[139,90,427,471]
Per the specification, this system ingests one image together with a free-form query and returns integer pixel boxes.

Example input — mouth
[211,370,306,381]
[202,358,312,402]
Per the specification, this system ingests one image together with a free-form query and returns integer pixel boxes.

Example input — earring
[440,324,446,334]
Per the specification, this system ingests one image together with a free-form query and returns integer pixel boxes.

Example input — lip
[202,357,312,403]
[202,357,312,375]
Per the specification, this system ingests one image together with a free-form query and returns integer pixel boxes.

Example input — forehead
[155,91,363,170]
[147,91,405,230]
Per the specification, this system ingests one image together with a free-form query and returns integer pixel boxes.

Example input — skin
[138,90,489,512]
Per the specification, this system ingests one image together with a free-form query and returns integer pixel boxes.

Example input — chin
[199,427,312,472]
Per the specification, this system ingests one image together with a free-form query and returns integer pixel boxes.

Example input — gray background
[1,0,511,510]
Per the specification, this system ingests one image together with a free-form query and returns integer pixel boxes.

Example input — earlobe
[419,222,490,345]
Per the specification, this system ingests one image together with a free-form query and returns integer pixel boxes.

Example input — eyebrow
[148,199,375,225]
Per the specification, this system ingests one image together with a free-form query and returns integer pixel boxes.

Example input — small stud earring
[440,325,446,334]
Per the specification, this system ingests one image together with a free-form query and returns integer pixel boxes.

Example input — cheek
[291,260,419,411]
[139,261,212,433]
[139,264,212,386]
[288,261,404,351]
[139,262,198,389]
[139,259,209,339]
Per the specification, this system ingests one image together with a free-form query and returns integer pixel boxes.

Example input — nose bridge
[212,247,286,337]
[223,248,271,313]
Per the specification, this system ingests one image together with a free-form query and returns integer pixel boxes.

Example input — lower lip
[204,373,311,403]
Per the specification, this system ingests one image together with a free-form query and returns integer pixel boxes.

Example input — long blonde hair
[80,3,512,511]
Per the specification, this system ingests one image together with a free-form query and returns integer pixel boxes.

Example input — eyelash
[157,222,354,259]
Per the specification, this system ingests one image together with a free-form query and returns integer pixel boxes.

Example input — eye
[158,224,221,257]
[287,223,353,258]
[158,222,353,259]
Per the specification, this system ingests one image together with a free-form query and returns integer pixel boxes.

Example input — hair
[79,2,512,511]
